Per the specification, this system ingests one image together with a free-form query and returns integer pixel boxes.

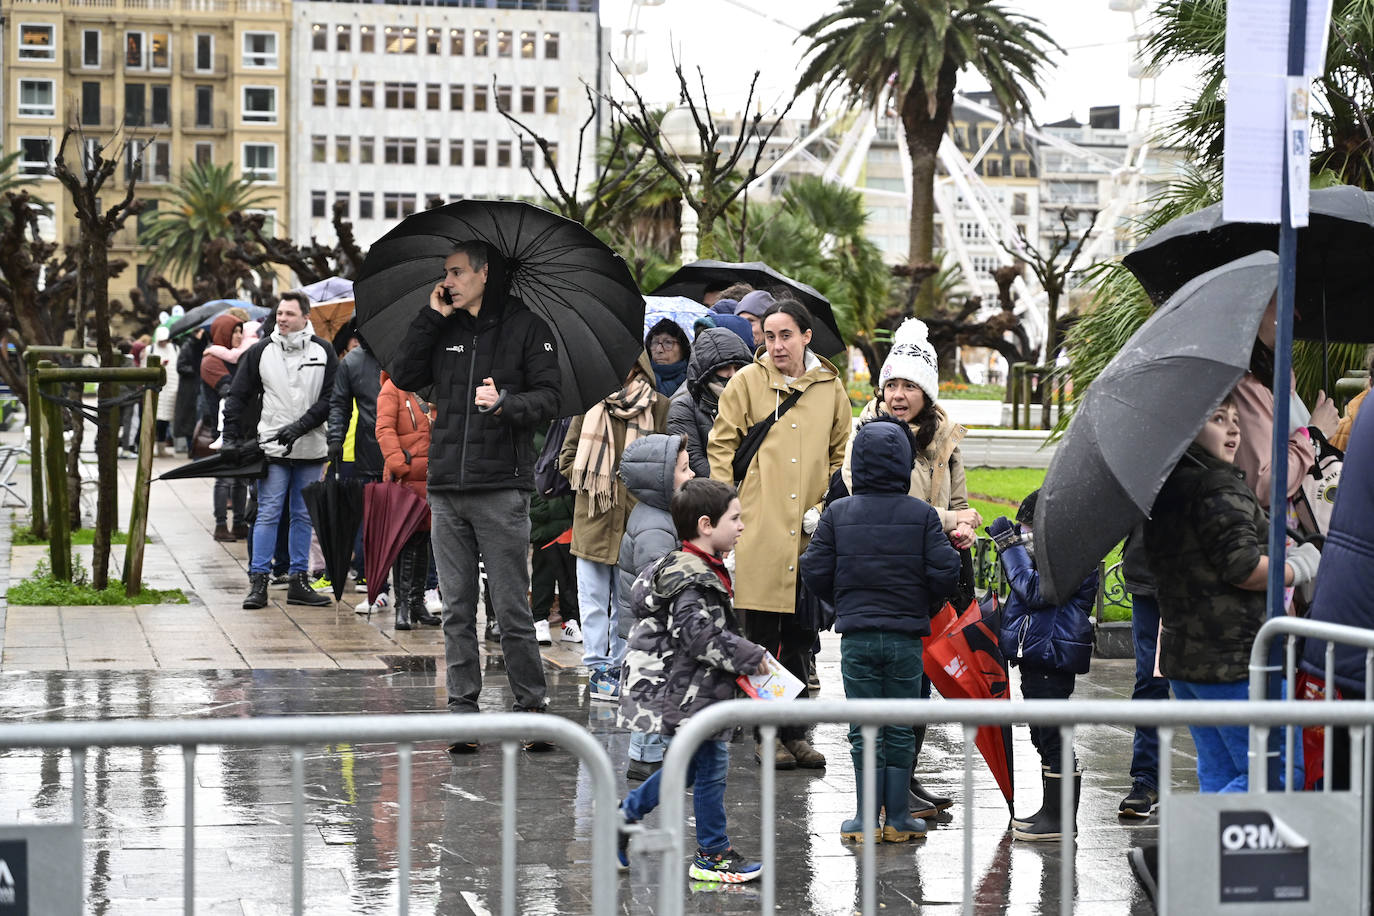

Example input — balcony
[66,49,115,74]
[182,111,228,133]
[66,104,117,130]
[182,54,228,78]
[14,0,286,13]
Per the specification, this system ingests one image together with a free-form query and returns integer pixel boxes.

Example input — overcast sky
[599,0,1199,133]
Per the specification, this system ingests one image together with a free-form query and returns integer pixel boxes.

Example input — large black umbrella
[1033,252,1278,603]
[165,300,258,339]
[1122,185,1374,344]
[301,471,366,602]
[353,200,645,415]
[650,260,845,357]
[157,449,268,481]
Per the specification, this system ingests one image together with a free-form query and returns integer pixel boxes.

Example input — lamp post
[659,106,704,263]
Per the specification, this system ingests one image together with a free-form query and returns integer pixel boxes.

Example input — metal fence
[0,713,621,916]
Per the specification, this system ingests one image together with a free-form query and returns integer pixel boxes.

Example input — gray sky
[599,0,1198,132]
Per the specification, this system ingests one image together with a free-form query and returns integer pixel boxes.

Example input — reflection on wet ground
[0,656,1168,914]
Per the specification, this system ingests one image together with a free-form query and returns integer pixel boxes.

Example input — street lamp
[659,106,702,263]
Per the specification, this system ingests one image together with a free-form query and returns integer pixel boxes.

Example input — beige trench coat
[841,398,970,532]
[707,351,851,614]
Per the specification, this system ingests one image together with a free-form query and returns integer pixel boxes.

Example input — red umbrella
[363,481,430,607]
[923,595,1015,812]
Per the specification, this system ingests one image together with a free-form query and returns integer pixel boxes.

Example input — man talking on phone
[389,241,562,751]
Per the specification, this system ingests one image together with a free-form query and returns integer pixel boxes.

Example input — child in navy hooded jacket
[800,415,960,843]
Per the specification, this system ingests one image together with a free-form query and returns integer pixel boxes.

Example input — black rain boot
[1011,766,1052,830]
[908,727,955,816]
[839,765,883,843]
[287,572,332,607]
[409,541,441,626]
[242,573,269,609]
[393,543,413,631]
[882,766,928,842]
[1013,770,1080,841]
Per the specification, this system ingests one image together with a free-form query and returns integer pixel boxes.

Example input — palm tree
[796,0,1058,315]
[140,160,269,283]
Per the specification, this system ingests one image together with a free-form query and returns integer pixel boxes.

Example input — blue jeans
[1129,594,1170,789]
[576,558,621,670]
[622,739,729,854]
[630,731,667,763]
[1170,679,1249,793]
[840,631,924,771]
[250,461,325,575]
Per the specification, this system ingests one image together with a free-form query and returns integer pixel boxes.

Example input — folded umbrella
[1033,251,1278,603]
[353,199,645,415]
[301,471,366,602]
[649,259,844,357]
[157,449,268,481]
[363,481,431,607]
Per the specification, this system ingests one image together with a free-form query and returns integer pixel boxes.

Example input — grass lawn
[7,559,185,606]
[12,526,139,546]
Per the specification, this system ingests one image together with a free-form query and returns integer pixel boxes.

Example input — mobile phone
[440,288,453,305]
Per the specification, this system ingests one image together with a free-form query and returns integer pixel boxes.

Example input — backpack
[534,416,572,498]
[1294,427,1343,539]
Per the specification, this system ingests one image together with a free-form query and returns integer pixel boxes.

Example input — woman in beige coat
[708,299,851,771]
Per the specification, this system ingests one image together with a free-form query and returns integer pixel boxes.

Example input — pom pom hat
[878,318,939,405]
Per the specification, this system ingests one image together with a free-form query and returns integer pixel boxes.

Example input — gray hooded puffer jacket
[666,328,754,479]
[615,434,683,638]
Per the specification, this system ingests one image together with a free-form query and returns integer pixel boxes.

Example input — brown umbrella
[308,299,355,341]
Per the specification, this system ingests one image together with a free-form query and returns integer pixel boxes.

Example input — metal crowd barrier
[0,713,620,916]
[649,697,1374,916]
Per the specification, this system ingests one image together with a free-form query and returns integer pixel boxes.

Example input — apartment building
[1,0,291,308]
[290,0,604,249]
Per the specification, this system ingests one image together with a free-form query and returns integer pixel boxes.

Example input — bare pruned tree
[997,206,1100,364]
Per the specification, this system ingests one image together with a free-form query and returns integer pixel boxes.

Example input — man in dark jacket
[666,328,753,480]
[224,292,338,610]
[388,240,561,747]
[174,327,206,453]
[328,340,385,596]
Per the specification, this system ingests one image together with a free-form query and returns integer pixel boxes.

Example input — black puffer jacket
[328,346,383,475]
[666,328,754,479]
[388,296,560,491]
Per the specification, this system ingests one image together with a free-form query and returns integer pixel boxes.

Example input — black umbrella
[1033,252,1278,603]
[157,450,268,481]
[353,200,645,415]
[301,471,366,602]
[649,259,845,357]
[165,300,257,339]
[1122,185,1374,344]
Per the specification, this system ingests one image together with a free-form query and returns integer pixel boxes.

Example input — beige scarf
[569,375,656,515]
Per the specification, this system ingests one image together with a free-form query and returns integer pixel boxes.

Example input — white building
[289,0,606,249]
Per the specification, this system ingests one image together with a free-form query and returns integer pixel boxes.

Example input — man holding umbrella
[389,241,561,751]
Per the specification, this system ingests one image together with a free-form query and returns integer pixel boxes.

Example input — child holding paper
[616,478,770,882]
[800,415,961,843]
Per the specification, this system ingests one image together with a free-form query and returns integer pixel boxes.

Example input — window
[984,158,1002,177]
[360,25,375,53]
[547,142,558,167]
[385,26,416,54]
[82,30,101,68]
[544,32,559,59]
[336,80,351,107]
[472,140,487,167]
[496,141,511,168]
[149,32,170,70]
[195,34,213,71]
[243,144,276,182]
[384,193,402,220]
[473,29,488,56]
[335,24,351,52]
[496,85,511,112]
[520,87,535,114]
[449,85,465,111]
[497,30,512,57]
[1013,158,1028,178]
[449,139,464,166]
[18,138,50,176]
[520,30,535,59]
[544,88,559,114]
[195,86,213,127]
[473,86,488,111]
[125,139,146,181]
[312,190,327,218]
[81,82,101,126]
[426,138,441,166]
[79,138,100,174]
[384,82,416,109]
[151,85,170,126]
[450,28,464,55]
[17,79,55,118]
[425,28,441,54]
[125,31,145,68]
[1012,193,1028,216]
[243,32,278,68]
[124,83,145,125]
[312,79,327,106]
[149,140,170,182]
[195,142,213,165]
[520,142,534,169]
[19,23,56,61]
[359,192,374,219]
[426,83,442,110]
[336,137,350,163]
[311,24,326,52]
[242,86,277,123]
[383,138,416,165]
[312,135,326,163]
[336,191,350,218]
[359,137,374,163]
[359,81,375,108]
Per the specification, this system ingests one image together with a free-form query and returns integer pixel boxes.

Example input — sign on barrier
[0,825,83,915]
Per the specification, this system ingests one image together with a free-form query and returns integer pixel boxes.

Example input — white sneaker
[534,619,552,646]
[424,588,442,614]
[562,620,583,643]
[368,593,389,615]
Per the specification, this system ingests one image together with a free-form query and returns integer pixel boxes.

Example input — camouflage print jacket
[1144,443,1269,683]
[618,549,766,740]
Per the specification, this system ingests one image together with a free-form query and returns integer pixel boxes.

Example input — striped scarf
[569,375,657,515]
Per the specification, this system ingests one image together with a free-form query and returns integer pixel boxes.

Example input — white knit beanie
[879,318,939,404]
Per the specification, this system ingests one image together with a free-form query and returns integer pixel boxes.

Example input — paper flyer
[736,651,805,701]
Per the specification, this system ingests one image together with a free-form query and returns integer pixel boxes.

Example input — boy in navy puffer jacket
[988,488,1096,843]
[801,415,960,844]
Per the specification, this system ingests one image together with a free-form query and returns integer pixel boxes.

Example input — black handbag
[730,389,804,485]
[795,574,837,633]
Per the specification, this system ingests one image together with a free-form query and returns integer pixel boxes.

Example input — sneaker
[268,574,290,590]
[534,620,552,646]
[562,620,583,643]
[1119,780,1159,819]
[588,666,621,703]
[369,593,390,616]
[354,575,368,594]
[517,704,555,752]
[424,588,443,614]
[484,618,501,642]
[687,848,763,884]
[310,575,332,593]
[447,741,479,755]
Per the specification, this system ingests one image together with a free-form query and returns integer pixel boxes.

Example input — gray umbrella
[1032,251,1278,603]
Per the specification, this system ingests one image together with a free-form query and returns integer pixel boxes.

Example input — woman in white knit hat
[840,317,981,817]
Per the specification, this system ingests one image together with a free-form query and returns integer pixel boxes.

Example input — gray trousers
[429,488,547,713]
